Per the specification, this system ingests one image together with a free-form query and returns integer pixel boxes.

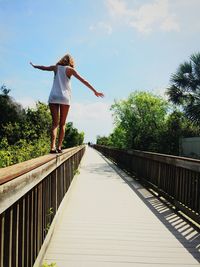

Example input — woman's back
[48,65,71,105]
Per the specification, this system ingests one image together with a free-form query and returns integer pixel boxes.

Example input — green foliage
[97,91,200,155]
[44,207,54,233]
[0,136,50,168]
[73,169,80,176]
[167,52,200,124]
[26,102,52,139]
[41,262,58,267]
[110,91,168,151]
[0,85,84,168]
[63,122,84,148]
[0,84,10,95]
[108,126,127,149]
[96,135,110,146]
[0,85,25,141]
[47,207,54,217]
[159,110,200,155]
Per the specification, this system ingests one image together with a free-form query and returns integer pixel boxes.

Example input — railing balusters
[0,145,85,267]
[24,195,28,267]
[4,210,10,267]
[93,145,200,224]
[0,213,4,267]
[30,191,34,266]
[195,173,199,213]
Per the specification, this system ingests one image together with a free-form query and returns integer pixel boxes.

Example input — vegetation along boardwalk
[43,146,200,267]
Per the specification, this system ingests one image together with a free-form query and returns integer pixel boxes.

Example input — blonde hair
[56,54,75,68]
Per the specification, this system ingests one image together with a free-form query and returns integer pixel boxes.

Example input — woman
[30,54,104,153]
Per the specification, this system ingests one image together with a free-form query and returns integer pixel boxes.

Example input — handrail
[127,149,200,172]
[0,146,80,185]
[0,145,85,267]
[93,145,200,225]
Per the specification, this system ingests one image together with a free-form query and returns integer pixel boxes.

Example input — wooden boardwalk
[43,146,200,267]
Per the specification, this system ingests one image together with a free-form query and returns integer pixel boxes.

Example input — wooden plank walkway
[43,146,200,267]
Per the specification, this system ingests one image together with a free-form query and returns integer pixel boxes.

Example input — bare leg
[49,103,59,150]
[58,104,70,150]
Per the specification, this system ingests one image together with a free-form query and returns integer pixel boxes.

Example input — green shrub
[41,262,58,267]
[0,136,50,168]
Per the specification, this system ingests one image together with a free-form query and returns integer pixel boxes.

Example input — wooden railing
[93,145,200,225]
[0,145,85,267]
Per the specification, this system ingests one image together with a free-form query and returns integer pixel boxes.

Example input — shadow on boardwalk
[95,149,200,263]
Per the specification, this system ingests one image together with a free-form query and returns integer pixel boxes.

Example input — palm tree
[167,53,200,124]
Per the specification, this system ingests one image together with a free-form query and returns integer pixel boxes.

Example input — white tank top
[48,65,71,105]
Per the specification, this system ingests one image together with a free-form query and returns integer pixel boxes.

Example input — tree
[96,91,200,155]
[0,85,85,167]
[62,122,84,148]
[159,110,200,155]
[96,135,111,146]
[108,126,127,148]
[110,91,168,151]
[0,85,25,141]
[25,102,52,140]
[1,101,52,144]
[167,52,200,124]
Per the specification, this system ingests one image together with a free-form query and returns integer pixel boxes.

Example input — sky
[0,0,200,143]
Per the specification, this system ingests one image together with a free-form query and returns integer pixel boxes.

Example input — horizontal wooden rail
[93,145,200,225]
[0,145,85,267]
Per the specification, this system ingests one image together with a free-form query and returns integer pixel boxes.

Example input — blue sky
[0,0,200,142]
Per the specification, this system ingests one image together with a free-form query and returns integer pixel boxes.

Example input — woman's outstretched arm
[30,62,56,71]
[69,68,104,98]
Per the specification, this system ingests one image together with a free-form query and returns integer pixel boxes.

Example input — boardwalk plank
[43,147,200,266]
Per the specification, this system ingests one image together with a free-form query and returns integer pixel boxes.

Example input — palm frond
[166,85,184,105]
[168,52,200,116]
[185,102,200,124]
[170,72,189,89]
[170,58,199,92]
[179,61,192,74]
[190,52,200,81]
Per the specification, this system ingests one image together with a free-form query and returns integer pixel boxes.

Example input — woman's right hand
[30,62,35,68]
[95,91,104,98]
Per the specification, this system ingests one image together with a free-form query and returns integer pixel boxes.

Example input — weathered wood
[43,147,200,266]
[4,209,10,267]
[0,147,80,185]
[129,149,200,171]
[0,145,85,267]
[0,147,83,214]
[94,145,200,225]
[0,213,4,267]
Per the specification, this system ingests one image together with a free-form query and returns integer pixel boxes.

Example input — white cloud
[105,0,180,34]
[89,21,113,35]
[130,0,179,34]
[160,16,180,32]
[151,87,168,99]
[68,101,114,143]
[16,97,36,108]
[106,0,130,17]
